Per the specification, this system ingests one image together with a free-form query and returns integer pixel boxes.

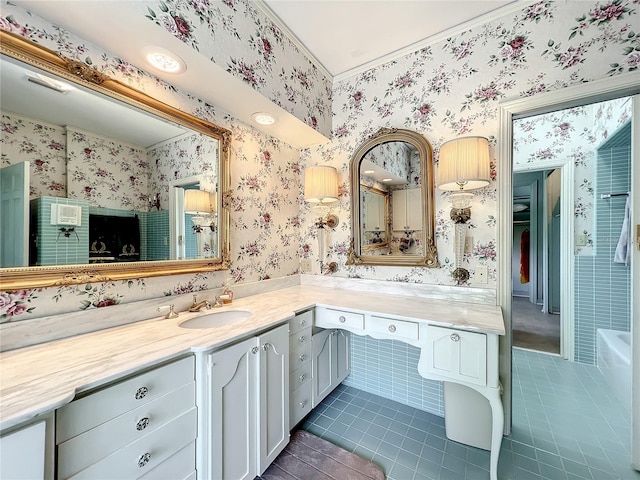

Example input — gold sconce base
[325,214,339,229]
[323,261,338,274]
[452,267,470,284]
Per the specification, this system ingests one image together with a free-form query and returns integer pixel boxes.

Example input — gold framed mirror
[346,128,439,267]
[0,30,231,290]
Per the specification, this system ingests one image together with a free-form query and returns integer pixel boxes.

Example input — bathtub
[597,328,631,411]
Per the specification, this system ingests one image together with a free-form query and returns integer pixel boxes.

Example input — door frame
[497,71,640,436]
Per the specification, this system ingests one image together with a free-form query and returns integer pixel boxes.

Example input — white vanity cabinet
[289,310,313,428]
[0,419,48,479]
[311,328,350,407]
[55,356,196,480]
[207,323,289,480]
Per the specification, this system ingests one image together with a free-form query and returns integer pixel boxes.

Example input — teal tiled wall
[31,197,90,266]
[575,122,631,365]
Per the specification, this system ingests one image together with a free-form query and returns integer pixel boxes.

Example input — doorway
[512,170,561,355]
[497,74,639,471]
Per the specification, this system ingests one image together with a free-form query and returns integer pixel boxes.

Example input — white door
[258,324,289,474]
[0,161,29,267]
[311,329,334,406]
[209,337,257,480]
[335,330,350,384]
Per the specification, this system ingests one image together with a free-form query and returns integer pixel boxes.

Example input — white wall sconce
[304,165,339,273]
[437,136,490,284]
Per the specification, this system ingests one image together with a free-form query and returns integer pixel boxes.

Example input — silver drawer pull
[300,319,306,326]
[136,417,150,431]
[338,316,346,323]
[450,333,460,342]
[299,354,306,362]
[300,400,307,408]
[299,335,306,343]
[251,346,259,354]
[134,387,148,400]
[262,343,271,351]
[388,325,396,333]
[299,374,306,382]
[137,452,151,468]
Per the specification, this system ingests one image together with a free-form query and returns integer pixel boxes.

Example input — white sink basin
[179,310,252,329]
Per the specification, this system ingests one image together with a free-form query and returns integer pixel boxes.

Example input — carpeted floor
[261,430,386,480]
[512,296,560,354]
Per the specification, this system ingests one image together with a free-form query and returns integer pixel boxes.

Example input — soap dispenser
[221,279,234,305]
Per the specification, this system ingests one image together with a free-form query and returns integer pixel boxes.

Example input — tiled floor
[301,348,639,480]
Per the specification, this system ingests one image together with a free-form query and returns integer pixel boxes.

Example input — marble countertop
[0,285,503,431]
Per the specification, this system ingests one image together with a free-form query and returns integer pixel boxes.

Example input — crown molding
[334,1,526,82]
[254,0,333,80]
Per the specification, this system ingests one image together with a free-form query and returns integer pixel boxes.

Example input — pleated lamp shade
[304,166,338,204]
[437,136,491,191]
[184,189,212,214]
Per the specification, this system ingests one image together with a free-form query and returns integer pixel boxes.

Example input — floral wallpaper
[1,0,639,325]
[1,112,67,198]
[300,0,639,287]
[147,132,220,209]
[135,0,332,136]
[66,127,149,211]
[513,96,632,255]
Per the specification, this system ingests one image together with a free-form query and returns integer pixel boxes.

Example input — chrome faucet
[189,294,212,312]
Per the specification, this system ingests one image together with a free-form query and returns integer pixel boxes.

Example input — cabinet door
[258,324,289,474]
[405,188,422,230]
[0,421,46,480]
[426,326,487,386]
[209,337,257,480]
[335,330,350,385]
[312,329,334,406]
[391,189,408,231]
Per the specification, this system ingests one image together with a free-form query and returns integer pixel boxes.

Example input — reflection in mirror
[347,128,438,267]
[0,30,230,289]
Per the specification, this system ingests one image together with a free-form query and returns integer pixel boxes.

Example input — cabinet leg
[487,388,504,480]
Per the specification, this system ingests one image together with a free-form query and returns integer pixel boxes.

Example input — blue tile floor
[301,348,639,479]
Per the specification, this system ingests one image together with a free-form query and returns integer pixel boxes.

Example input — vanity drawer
[289,341,312,372]
[290,383,312,428]
[139,441,195,480]
[289,330,311,349]
[369,316,419,341]
[290,310,313,335]
[57,356,194,443]
[317,308,364,330]
[289,362,312,391]
[58,383,195,479]
[63,407,196,480]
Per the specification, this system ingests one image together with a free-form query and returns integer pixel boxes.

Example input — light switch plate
[576,234,587,247]
[300,258,312,272]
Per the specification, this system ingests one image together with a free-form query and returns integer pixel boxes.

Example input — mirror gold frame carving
[0,30,232,290]
[346,128,439,267]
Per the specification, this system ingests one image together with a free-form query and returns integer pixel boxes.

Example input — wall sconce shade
[184,189,214,214]
[304,166,339,204]
[437,136,491,191]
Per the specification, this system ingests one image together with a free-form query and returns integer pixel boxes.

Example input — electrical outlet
[475,265,488,284]
[464,236,474,253]
[300,258,312,272]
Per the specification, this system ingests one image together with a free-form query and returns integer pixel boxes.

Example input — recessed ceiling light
[382,178,393,182]
[251,112,277,125]
[141,46,186,74]
[364,170,375,174]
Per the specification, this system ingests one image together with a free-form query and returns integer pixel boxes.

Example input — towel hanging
[614,193,631,266]
[520,229,530,284]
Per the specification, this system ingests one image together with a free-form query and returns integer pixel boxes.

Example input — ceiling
[262,0,521,78]
[9,0,522,147]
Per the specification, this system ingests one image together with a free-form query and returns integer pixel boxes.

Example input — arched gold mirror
[0,30,231,290]
[346,128,439,267]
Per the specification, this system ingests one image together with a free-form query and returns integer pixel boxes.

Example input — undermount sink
[179,310,252,329]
